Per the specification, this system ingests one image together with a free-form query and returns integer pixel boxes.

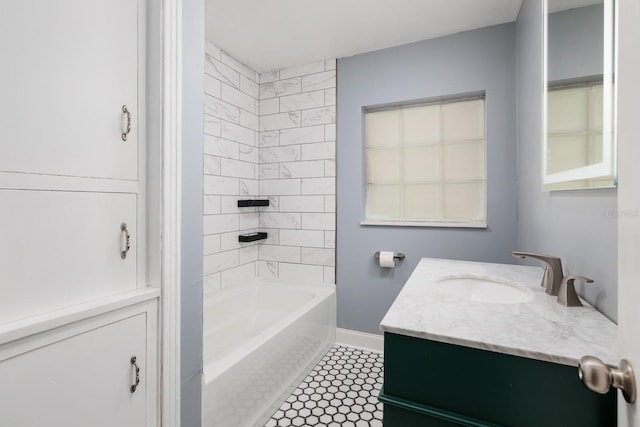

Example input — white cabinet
[0,0,139,180]
[0,0,159,425]
[0,190,138,324]
[0,297,158,427]
[0,0,148,321]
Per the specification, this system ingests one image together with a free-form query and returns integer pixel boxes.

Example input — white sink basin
[435,276,535,304]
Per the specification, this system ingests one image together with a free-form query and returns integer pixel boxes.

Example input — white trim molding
[161,0,183,425]
[336,328,384,354]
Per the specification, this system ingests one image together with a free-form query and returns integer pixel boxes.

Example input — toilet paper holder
[374,251,405,261]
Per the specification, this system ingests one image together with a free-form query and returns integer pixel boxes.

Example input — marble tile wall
[203,41,260,294]
[204,41,337,290]
[257,60,337,285]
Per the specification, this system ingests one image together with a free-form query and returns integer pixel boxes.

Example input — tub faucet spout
[512,251,563,296]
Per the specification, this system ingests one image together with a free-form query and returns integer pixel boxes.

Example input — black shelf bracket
[238,232,268,242]
[237,199,270,207]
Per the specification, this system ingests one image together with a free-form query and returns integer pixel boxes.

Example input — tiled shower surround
[203,41,336,292]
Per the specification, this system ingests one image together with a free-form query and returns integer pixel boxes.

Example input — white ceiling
[205,0,524,73]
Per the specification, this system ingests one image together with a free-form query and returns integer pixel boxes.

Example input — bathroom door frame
[616,0,639,425]
[160,0,183,425]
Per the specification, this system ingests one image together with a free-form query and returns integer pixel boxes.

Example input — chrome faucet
[512,251,564,296]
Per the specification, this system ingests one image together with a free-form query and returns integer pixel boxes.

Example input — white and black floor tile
[265,345,384,427]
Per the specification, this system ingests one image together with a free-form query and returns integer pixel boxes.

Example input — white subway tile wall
[204,41,337,290]
[204,41,260,293]
[258,59,336,285]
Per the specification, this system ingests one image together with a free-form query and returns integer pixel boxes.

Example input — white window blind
[546,83,604,175]
[363,97,486,227]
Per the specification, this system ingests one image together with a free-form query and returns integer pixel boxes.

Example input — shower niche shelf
[237,199,269,207]
[238,232,268,242]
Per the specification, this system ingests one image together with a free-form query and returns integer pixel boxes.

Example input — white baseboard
[335,328,384,353]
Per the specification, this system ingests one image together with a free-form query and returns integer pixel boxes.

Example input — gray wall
[336,23,518,335]
[181,0,204,425]
[548,4,604,82]
[516,0,617,321]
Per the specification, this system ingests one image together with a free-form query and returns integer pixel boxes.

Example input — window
[545,82,614,190]
[363,97,486,227]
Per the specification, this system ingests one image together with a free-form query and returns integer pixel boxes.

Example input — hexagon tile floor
[264,345,384,427]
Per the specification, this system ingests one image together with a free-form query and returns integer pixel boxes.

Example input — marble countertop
[380,258,617,367]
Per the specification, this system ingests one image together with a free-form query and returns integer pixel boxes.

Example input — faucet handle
[557,275,593,307]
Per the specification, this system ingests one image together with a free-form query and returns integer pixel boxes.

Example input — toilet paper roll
[378,251,396,268]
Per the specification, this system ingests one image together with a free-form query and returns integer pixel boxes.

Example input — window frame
[361,94,488,228]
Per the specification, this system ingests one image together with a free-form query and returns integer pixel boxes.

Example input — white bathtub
[202,278,336,427]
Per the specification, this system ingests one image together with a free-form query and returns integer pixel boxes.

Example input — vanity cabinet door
[0,312,148,427]
[380,333,616,427]
[0,0,138,180]
[0,190,138,324]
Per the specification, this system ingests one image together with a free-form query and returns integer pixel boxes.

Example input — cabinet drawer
[0,0,138,180]
[0,312,147,427]
[0,190,138,324]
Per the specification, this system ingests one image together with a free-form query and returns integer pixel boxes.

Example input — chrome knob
[579,356,636,403]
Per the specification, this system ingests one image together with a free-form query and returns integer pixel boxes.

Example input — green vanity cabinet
[380,333,616,427]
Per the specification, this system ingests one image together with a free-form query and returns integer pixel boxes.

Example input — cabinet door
[0,190,137,324]
[0,313,147,427]
[0,0,138,180]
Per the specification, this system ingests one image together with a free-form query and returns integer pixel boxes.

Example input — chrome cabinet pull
[120,222,131,259]
[130,356,140,393]
[121,105,132,141]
